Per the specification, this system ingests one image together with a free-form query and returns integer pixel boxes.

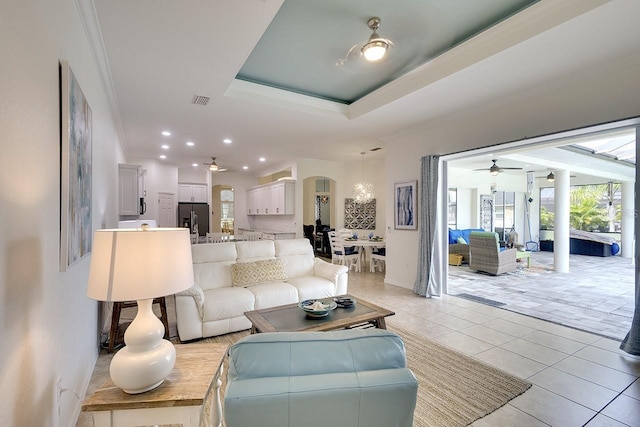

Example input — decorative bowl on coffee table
[299,299,338,318]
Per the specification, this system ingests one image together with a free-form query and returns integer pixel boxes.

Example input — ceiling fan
[336,17,394,66]
[474,159,523,176]
[203,157,228,172]
[535,171,577,181]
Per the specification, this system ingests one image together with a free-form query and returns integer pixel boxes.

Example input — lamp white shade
[87,227,194,301]
[86,227,194,393]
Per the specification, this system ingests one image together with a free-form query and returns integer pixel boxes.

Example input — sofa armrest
[175,285,204,341]
[449,243,470,261]
[313,258,349,295]
[499,248,517,261]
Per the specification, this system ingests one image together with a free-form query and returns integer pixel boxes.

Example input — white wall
[129,159,179,225]
[0,1,125,425]
[177,166,208,184]
[384,51,640,290]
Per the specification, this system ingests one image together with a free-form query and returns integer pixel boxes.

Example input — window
[494,191,515,242]
[539,182,621,232]
[448,188,457,229]
[220,189,234,233]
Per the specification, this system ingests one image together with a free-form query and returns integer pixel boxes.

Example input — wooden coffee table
[244,294,395,333]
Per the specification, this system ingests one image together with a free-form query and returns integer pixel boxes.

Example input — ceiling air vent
[192,95,210,106]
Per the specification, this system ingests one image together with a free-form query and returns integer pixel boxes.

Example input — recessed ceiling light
[159,155,167,159]
[243,166,249,170]
[223,138,232,144]
[192,163,198,167]
[161,144,169,150]
[259,157,266,162]
[161,131,171,136]
[186,141,194,147]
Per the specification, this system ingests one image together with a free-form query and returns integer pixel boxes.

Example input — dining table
[342,238,385,272]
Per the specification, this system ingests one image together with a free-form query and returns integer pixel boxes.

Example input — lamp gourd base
[109,298,176,394]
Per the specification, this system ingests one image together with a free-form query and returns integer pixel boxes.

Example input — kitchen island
[237,228,296,240]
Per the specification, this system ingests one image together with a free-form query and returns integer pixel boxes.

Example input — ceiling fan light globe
[362,40,388,61]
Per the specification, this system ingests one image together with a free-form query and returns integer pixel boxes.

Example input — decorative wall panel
[344,198,376,230]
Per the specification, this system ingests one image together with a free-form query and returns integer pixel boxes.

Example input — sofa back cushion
[235,240,276,262]
[275,239,314,279]
[469,231,500,252]
[228,329,407,378]
[231,259,286,287]
[449,228,485,244]
[191,242,237,290]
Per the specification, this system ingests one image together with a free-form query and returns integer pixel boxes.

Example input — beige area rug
[201,325,531,427]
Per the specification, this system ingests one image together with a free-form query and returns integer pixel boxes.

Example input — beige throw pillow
[231,259,286,287]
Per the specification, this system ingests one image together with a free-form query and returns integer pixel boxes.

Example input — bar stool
[108,297,170,353]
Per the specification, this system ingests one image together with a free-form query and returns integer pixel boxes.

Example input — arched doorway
[303,176,336,253]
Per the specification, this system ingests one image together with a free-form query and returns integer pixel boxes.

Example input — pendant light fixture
[353,152,375,204]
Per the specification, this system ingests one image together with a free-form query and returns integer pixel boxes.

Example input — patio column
[554,169,570,273]
[621,180,634,258]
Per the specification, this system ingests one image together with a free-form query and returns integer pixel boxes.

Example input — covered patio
[448,251,635,341]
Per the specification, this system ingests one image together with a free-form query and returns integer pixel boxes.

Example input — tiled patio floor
[448,251,636,341]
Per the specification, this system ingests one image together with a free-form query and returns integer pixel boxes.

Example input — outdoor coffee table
[244,294,395,333]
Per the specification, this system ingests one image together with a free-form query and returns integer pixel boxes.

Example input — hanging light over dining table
[353,152,375,204]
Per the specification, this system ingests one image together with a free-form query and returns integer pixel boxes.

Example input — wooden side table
[82,342,228,427]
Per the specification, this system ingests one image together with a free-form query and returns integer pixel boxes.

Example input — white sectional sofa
[175,238,349,341]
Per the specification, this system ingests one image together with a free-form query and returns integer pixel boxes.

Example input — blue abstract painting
[394,181,417,230]
[60,61,92,271]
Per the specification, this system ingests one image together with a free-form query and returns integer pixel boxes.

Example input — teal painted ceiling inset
[237,0,539,104]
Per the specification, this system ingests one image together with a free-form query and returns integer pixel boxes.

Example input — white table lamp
[87,226,194,394]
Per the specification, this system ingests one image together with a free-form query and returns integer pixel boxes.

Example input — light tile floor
[80,267,639,427]
[447,251,635,340]
[346,271,640,427]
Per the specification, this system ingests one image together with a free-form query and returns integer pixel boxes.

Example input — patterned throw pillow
[231,259,286,287]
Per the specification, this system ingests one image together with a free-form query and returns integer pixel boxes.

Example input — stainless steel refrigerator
[178,202,209,236]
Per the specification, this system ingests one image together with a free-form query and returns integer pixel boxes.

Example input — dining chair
[370,248,386,273]
[338,228,353,240]
[303,224,315,248]
[242,231,262,241]
[206,232,231,243]
[329,231,360,271]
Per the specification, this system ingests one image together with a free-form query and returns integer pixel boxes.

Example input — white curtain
[414,155,442,297]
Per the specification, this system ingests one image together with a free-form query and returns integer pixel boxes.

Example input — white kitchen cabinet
[179,183,208,202]
[118,164,141,216]
[247,181,295,216]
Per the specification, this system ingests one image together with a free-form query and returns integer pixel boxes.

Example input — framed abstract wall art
[394,180,417,230]
[60,60,92,271]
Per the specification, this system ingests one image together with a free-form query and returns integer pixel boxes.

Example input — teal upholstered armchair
[469,231,517,275]
[224,329,418,427]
